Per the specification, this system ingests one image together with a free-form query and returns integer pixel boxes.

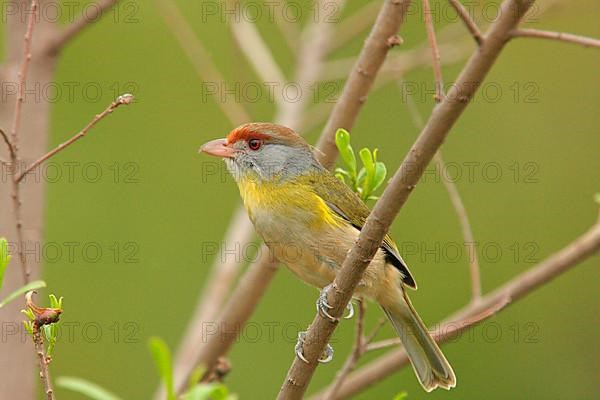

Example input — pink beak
[199,138,236,158]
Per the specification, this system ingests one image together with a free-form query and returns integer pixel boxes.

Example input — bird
[200,122,456,392]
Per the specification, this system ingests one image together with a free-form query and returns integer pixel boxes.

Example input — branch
[10,0,38,283]
[447,0,483,45]
[15,94,134,183]
[400,81,481,300]
[313,220,600,399]
[0,128,15,159]
[510,28,600,48]
[45,0,120,55]
[422,0,444,102]
[278,1,534,398]
[324,299,366,400]
[26,291,61,400]
[315,0,412,170]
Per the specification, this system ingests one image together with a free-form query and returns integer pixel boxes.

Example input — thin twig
[313,221,600,399]
[315,0,412,170]
[278,1,535,398]
[324,299,366,400]
[45,0,120,55]
[422,0,444,102]
[26,291,60,400]
[401,81,482,300]
[0,128,15,158]
[10,0,38,283]
[16,94,134,183]
[510,28,600,48]
[447,0,483,45]
[32,329,55,400]
[366,295,507,352]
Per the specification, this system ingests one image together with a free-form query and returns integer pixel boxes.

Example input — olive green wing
[309,171,417,289]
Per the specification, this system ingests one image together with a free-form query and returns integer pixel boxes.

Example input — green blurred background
[3,0,600,398]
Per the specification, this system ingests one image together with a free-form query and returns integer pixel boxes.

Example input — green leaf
[335,128,356,175]
[148,337,175,400]
[43,324,59,357]
[594,192,600,206]
[49,294,63,309]
[184,383,231,400]
[0,238,11,290]
[371,161,387,193]
[56,376,123,400]
[0,280,46,309]
[359,148,374,174]
[393,391,408,400]
[23,321,34,336]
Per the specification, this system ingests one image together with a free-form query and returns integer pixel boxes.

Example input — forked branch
[278,1,535,398]
[313,220,600,399]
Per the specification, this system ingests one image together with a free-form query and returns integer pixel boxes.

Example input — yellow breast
[237,175,340,229]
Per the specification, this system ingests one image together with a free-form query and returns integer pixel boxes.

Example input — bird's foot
[295,331,334,364]
[316,284,337,322]
[316,284,355,321]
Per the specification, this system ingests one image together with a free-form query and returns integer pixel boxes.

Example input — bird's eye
[248,138,262,151]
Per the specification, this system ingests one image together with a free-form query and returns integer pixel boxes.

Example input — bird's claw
[295,331,309,363]
[316,284,338,323]
[295,331,334,364]
[344,301,354,320]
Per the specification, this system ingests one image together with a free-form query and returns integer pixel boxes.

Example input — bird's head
[200,123,320,182]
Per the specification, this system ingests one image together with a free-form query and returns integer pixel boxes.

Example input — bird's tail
[381,292,456,392]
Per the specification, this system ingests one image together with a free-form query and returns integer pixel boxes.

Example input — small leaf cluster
[22,294,63,357]
[334,128,387,201]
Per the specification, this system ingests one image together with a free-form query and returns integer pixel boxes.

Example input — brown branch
[510,28,600,48]
[422,0,444,102]
[32,328,55,400]
[324,299,366,400]
[315,0,412,170]
[401,81,482,300]
[447,0,483,45]
[313,221,600,399]
[278,1,534,398]
[10,0,38,283]
[365,295,507,353]
[45,0,120,55]
[26,291,59,400]
[0,128,15,158]
[15,94,134,183]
